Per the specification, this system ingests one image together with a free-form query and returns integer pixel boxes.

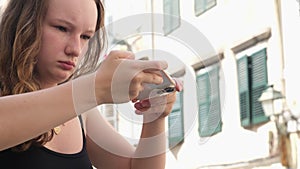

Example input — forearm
[85,111,168,169]
[131,117,166,169]
[0,82,78,150]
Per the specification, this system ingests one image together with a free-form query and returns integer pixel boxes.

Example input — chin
[57,75,72,84]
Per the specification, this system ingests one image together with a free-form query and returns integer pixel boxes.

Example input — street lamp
[258,85,290,167]
[259,85,300,168]
[258,84,287,136]
[258,85,285,117]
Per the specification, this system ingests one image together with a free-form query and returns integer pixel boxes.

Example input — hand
[95,50,168,104]
[133,78,183,122]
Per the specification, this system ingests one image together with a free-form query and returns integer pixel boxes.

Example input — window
[237,48,269,127]
[195,0,216,16]
[298,0,300,16]
[197,65,222,137]
[168,91,184,148]
[163,0,180,35]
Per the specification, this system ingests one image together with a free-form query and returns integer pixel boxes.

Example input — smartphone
[136,69,176,100]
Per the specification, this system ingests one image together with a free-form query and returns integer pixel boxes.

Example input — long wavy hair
[0,0,106,151]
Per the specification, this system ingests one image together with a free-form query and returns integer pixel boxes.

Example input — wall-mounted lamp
[258,85,285,117]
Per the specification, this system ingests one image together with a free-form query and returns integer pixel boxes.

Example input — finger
[131,98,138,103]
[108,50,135,60]
[173,78,184,92]
[142,69,161,76]
[136,60,168,71]
[134,102,150,112]
[129,82,144,99]
[135,103,171,115]
[148,93,176,106]
[124,53,135,60]
[135,93,175,110]
[135,71,163,85]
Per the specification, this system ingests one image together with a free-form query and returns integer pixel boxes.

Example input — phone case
[136,70,175,100]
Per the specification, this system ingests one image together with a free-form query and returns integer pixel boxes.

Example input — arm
[86,81,182,169]
[0,82,77,151]
[0,50,167,151]
[85,105,169,169]
[86,117,167,169]
[131,92,178,169]
[131,78,183,169]
[131,116,167,169]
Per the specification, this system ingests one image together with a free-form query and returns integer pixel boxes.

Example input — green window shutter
[197,72,210,136]
[250,49,269,124]
[237,56,251,127]
[195,0,217,16]
[163,0,180,35]
[197,66,222,137]
[237,48,269,127]
[168,91,184,147]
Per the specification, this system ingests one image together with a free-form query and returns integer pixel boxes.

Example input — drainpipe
[151,0,155,60]
[274,0,294,168]
[274,0,286,97]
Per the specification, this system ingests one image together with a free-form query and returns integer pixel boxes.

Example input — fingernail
[141,100,150,107]
[174,79,183,92]
[134,102,143,109]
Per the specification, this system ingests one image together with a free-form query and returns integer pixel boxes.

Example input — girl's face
[36,0,97,88]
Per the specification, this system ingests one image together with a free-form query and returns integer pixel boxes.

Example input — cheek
[40,28,64,54]
[36,40,58,71]
[37,40,53,63]
[76,43,89,63]
[37,34,63,62]
[35,49,50,72]
[82,42,89,53]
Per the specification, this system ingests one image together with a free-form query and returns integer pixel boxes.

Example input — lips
[58,61,75,70]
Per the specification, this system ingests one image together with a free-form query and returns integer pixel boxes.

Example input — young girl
[0,0,182,168]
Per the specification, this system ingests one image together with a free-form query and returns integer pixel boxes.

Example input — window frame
[194,0,217,16]
[163,0,181,35]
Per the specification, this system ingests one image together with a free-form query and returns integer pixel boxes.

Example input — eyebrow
[54,18,95,33]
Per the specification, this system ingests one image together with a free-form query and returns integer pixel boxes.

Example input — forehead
[47,0,97,30]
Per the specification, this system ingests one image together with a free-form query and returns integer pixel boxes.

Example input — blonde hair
[0,0,106,151]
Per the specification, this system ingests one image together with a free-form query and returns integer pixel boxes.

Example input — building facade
[103,0,300,169]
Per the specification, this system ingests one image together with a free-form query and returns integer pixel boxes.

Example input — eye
[81,35,91,40]
[55,26,67,32]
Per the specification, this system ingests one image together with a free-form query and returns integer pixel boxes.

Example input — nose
[65,36,82,57]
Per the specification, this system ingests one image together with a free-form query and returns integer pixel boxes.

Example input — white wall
[281,0,300,114]
[104,0,298,168]
[152,0,285,168]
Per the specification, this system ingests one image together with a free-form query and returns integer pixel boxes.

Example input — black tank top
[0,132,93,169]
